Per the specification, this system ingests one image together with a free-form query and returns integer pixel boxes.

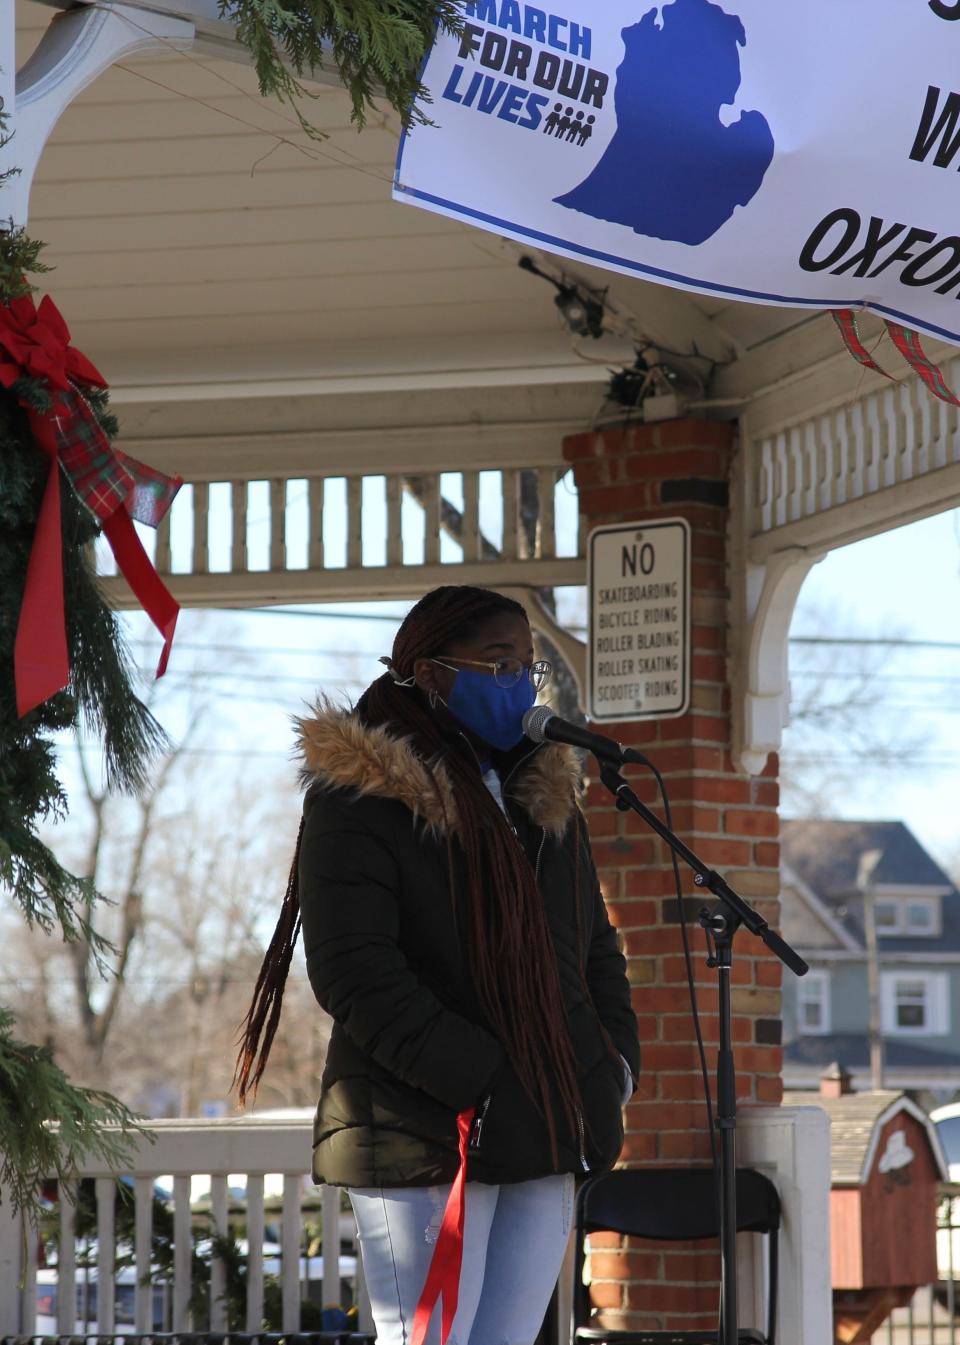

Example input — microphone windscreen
[522,704,555,742]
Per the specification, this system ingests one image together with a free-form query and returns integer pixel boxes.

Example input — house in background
[781,820,960,1098]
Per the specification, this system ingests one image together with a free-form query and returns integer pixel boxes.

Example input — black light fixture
[518,255,607,339]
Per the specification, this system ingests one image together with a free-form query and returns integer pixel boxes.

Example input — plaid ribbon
[55,387,182,527]
[832,308,960,407]
[2,292,182,716]
[830,309,896,379]
[886,322,960,407]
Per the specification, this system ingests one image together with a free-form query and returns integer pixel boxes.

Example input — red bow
[1,293,182,717]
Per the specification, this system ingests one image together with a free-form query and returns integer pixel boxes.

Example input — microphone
[522,705,647,766]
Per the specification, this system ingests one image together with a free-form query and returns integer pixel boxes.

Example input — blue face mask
[444,667,537,752]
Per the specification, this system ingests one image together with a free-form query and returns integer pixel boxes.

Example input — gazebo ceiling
[16,0,954,442]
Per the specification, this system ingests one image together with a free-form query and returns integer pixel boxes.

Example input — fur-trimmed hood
[294,702,581,838]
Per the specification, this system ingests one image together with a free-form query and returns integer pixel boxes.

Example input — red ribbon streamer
[14,414,70,716]
[832,308,960,407]
[411,1108,475,1345]
[2,293,181,717]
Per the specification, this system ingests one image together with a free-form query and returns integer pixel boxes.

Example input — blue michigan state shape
[555,0,774,246]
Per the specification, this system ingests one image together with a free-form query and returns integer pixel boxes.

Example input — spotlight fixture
[518,255,607,339]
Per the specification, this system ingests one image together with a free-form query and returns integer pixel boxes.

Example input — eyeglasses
[432,656,553,691]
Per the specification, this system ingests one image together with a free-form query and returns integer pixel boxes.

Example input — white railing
[0,1114,372,1336]
[748,365,960,560]
[97,448,585,609]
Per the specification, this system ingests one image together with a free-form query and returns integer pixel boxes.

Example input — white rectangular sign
[395,0,960,346]
[588,518,690,723]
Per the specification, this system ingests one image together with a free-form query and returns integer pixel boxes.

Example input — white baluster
[245,1174,265,1331]
[538,467,557,559]
[501,469,519,560]
[462,471,481,562]
[281,1173,302,1330]
[156,512,172,576]
[0,1197,21,1333]
[322,1183,340,1313]
[424,475,441,566]
[192,482,210,576]
[387,475,403,567]
[347,477,363,569]
[95,1176,116,1332]
[210,1174,229,1330]
[134,1175,153,1332]
[309,478,325,570]
[231,481,248,574]
[270,480,287,572]
[58,1181,77,1334]
[172,1173,192,1330]
[23,1216,38,1334]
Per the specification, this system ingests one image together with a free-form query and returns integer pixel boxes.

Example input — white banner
[394,0,960,346]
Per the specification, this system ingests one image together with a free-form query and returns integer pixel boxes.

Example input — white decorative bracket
[1,0,195,229]
[731,546,818,775]
[499,585,588,707]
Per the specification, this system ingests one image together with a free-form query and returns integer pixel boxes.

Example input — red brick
[692,838,752,867]
[753,841,780,867]
[587,1230,623,1249]
[658,1073,707,1100]
[588,1280,625,1309]
[591,1249,664,1280]
[693,777,751,805]
[619,1130,658,1161]
[641,1043,703,1071]
[624,871,682,899]
[657,418,735,451]
[658,1130,714,1162]
[627,1100,706,1131]
[732,1045,783,1074]
[756,1075,785,1103]
[590,838,658,868]
[753,779,780,807]
[692,652,727,682]
[724,808,779,838]
[756,958,782,988]
[607,899,659,929]
[662,1250,722,1282]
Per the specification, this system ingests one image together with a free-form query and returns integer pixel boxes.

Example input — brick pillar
[564,420,783,1337]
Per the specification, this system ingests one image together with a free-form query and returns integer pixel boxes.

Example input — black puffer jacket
[296,705,640,1188]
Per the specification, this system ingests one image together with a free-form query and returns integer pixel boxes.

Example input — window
[880,971,949,1035]
[868,893,941,937]
[798,970,830,1035]
[874,901,899,930]
[906,901,935,933]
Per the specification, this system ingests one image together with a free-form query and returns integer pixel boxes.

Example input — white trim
[858,1096,950,1185]
[797,969,831,1036]
[880,970,950,1037]
[782,863,860,952]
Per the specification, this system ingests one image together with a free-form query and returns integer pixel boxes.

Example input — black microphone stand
[597,761,808,1345]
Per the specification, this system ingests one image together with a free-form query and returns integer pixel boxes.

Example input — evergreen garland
[222,0,463,132]
[0,220,166,1218]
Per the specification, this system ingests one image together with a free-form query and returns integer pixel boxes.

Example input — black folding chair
[572,1167,780,1345]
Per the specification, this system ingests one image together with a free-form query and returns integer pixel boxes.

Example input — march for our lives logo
[439,0,774,248]
[557,0,775,245]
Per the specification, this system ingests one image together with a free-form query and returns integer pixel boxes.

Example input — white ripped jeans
[349,1173,575,1345]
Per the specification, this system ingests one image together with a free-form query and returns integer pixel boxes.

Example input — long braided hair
[235,585,583,1164]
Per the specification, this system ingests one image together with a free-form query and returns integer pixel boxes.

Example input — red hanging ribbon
[1,293,182,717]
[885,322,960,407]
[832,308,960,407]
[411,1108,475,1345]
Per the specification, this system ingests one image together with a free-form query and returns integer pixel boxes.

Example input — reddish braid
[236,585,583,1166]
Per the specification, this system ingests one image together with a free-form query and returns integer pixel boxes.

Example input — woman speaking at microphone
[236,585,639,1345]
